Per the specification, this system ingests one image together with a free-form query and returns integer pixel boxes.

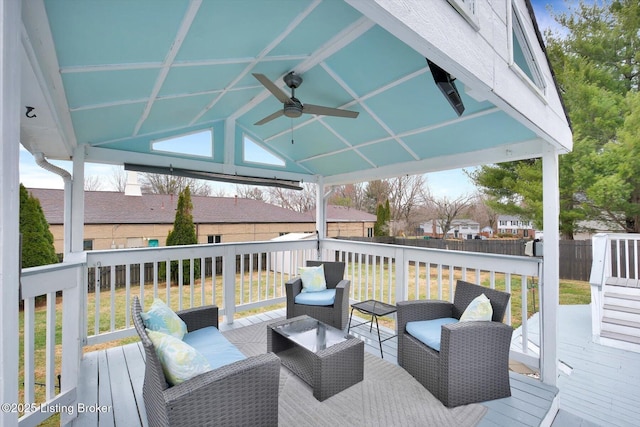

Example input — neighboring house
[481,226,494,237]
[497,215,535,238]
[573,220,625,240]
[422,219,480,239]
[29,189,375,253]
[306,205,376,238]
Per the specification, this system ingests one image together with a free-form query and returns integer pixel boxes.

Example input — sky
[18,0,567,200]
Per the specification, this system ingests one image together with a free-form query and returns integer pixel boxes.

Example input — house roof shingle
[28,189,312,225]
[28,189,376,225]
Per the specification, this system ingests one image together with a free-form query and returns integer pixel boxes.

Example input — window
[83,239,93,251]
[523,229,529,237]
[207,235,221,244]
[511,2,545,90]
[367,228,374,238]
[243,135,285,167]
[151,129,213,158]
[499,220,506,226]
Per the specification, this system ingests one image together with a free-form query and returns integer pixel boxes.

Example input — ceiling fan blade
[254,110,285,126]
[252,73,291,104]
[302,104,359,119]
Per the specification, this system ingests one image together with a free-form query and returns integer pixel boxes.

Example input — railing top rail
[85,239,317,265]
[324,238,541,275]
[596,233,640,241]
[21,259,85,277]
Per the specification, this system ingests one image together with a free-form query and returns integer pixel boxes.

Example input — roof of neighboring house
[497,215,532,222]
[28,188,313,225]
[305,205,376,222]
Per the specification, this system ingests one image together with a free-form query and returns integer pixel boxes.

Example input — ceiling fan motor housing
[284,72,303,89]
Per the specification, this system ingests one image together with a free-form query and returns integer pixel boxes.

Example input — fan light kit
[253,72,359,125]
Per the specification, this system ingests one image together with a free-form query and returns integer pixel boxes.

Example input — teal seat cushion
[294,288,336,306]
[405,318,459,352]
[183,326,246,370]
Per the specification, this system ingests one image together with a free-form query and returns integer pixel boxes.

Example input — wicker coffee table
[267,315,364,401]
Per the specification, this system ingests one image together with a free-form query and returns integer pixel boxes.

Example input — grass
[18,264,591,424]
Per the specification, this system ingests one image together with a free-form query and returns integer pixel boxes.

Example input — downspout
[33,152,72,259]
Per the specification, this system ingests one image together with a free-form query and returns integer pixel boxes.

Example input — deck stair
[601,281,640,346]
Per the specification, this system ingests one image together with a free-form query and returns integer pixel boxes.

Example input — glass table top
[272,317,348,353]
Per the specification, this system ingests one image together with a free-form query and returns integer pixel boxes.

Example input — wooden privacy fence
[344,237,593,281]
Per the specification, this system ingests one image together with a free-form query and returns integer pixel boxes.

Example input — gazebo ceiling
[20,0,565,186]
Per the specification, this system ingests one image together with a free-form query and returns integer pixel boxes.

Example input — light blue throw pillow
[460,293,493,322]
[146,329,212,386]
[299,264,327,293]
[141,298,188,339]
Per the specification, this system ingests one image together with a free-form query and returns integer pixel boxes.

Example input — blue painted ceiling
[22,0,540,185]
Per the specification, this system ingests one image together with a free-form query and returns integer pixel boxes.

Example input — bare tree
[235,185,266,202]
[328,183,368,211]
[109,166,127,192]
[268,183,316,213]
[84,175,103,191]
[387,175,429,234]
[210,186,229,197]
[140,173,211,196]
[364,180,391,214]
[468,193,498,232]
[428,193,474,238]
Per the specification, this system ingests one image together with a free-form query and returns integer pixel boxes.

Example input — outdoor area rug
[223,321,487,427]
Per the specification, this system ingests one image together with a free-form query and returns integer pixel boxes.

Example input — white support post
[315,177,326,259]
[71,148,85,253]
[0,0,21,424]
[541,147,560,386]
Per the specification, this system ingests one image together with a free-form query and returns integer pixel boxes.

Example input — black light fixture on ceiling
[426,59,465,117]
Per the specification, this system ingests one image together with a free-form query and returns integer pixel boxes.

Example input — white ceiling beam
[133,0,203,135]
[21,0,78,154]
[323,138,545,186]
[295,107,501,164]
[320,61,420,161]
[190,0,323,126]
[264,66,428,142]
[228,15,375,122]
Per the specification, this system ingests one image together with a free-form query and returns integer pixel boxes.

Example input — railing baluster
[125,263,131,328]
[110,265,116,332]
[46,293,56,399]
[23,297,35,405]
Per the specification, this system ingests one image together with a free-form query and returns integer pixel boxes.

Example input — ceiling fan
[252,72,359,126]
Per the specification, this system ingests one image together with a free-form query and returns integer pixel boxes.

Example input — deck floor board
[72,308,559,427]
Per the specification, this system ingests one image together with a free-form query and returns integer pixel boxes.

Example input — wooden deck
[71,308,562,427]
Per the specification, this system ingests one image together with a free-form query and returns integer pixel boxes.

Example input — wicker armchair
[285,261,350,330]
[132,297,280,427]
[397,280,512,407]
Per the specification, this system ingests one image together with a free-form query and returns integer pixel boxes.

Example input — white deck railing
[19,260,84,427]
[19,238,542,425]
[589,233,640,337]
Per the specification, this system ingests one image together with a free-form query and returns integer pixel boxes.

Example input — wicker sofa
[132,296,280,426]
[396,280,513,407]
[285,261,350,330]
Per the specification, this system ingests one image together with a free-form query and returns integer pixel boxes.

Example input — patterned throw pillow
[460,293,493,322]
[146,329,212,386]
[299,264,327,293]
[141,298,188,339]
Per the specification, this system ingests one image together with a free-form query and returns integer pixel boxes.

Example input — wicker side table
[267,315,364,401]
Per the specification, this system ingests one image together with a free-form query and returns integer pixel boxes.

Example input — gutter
[33,152,73,258]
